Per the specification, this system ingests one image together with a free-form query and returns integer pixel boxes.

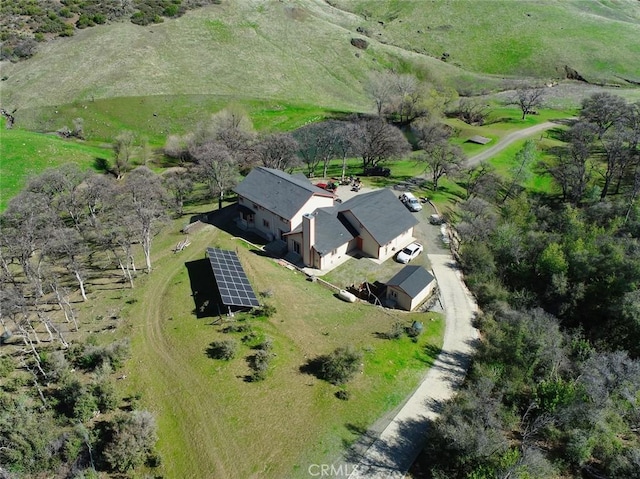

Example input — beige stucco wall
[378,228,415,262]
[287,231,351,270]
[291,196,335,231]
[340,211,379,258]
[387,280,436,311]
[317,241,351,270]
[238,194,333,241]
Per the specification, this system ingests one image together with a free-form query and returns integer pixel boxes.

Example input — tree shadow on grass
[299,355,328,380]
[93,157,110,173]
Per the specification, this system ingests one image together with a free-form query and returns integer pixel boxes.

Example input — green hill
[2,0,639,120]
[1,0,639,210]
[331,0,640,84]
[0,118,110,210]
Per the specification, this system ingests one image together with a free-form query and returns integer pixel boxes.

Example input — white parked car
[396,242,423,263]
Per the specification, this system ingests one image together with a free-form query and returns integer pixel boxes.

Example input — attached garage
[385,265,436,311]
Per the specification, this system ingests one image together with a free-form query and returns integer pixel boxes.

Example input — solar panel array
[206,247,260,308]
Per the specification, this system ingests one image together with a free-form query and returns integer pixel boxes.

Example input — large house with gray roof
[234,167,419,271]
[234,167,335,242]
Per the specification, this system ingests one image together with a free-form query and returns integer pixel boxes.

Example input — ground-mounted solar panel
[206,247,260,308]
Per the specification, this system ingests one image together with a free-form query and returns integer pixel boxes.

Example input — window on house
[263,219,270,228]
[293,241,301,254]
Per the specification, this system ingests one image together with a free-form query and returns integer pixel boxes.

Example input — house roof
[285,208,354,255]
[312,208,355,255]
[233,167,334,220]
[337,188,419,246]
[386,265,435,299]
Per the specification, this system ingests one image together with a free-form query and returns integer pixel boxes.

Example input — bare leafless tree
[45,227,89,301]
[580,92,629,138]
[119,167,168,273]
[366,71,396,117]
[112,131,136,179]
[26,163,89,230]
[253,132,300,172]
[544,122,596,204]
[351,117,410,172]
[512,87,545,120]
[162,168,194,216]
[420,141,464,191]
[190,142,239,209]
[464,162,500,200]
[294,120,344,178]
[457,98,492,126]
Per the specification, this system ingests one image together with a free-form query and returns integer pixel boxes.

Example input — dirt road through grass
[127,226,241,477]
[465,121,558,168]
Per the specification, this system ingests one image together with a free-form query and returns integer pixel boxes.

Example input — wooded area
[419,93,640,479]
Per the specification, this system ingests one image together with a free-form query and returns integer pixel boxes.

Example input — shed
[467,135,492,145]
[385,265,436,311]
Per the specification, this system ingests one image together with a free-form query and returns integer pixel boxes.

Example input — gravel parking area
[319,186,444,289]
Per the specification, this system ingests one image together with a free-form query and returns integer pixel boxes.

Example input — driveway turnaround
[344,253,479,479]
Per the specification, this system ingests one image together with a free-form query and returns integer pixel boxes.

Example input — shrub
[320,346,362,385]
[255,337,273,351]
[335,389,351,401]
[253,303,276,318]
[73,392,98,422]
[407,321,423,338]
[207,340,237,360]
[76,15,96,28]
[384,321,404,340]
[241,331,259,344]
[93,379,119,413]
[77,339,131,371]
[0,355,15,378]
[40,350,69,382]
[100,410,158,473]
[248,349,273,382]
[222,323,251,334]
[57,378,98,421]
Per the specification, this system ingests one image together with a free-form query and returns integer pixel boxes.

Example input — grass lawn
[106,202,445,479]
[0,118,111,211]
[14,95,354,145]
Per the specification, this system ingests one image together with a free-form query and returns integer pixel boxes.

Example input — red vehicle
[315,181,338,192]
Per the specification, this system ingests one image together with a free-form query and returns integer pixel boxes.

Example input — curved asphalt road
[345,251,479,479]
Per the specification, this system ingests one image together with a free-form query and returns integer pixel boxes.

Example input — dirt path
[345,251,478,478]
[465,121,558,168]
[128,227,240,477]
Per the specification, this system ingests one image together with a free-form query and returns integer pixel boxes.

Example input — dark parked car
[363,166,391,177]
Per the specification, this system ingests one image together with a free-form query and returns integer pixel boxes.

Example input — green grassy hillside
[0,118,110,210]
[0,1,453,111]
[1,0,527,115]
[2,0,638,134]
[332,0,640,84]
